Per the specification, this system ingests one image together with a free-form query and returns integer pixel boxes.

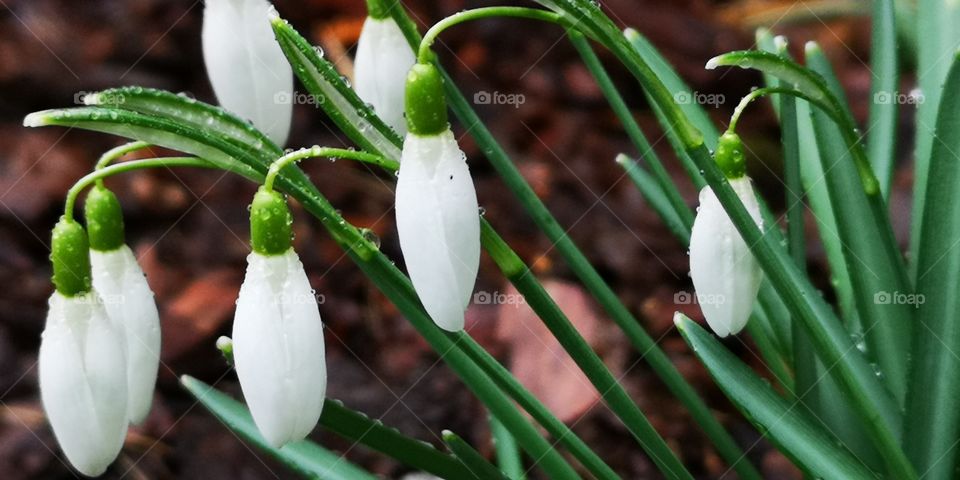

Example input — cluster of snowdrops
[33,0,762,476]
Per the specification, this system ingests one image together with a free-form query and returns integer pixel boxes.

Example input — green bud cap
[250,186,293,256]
[715,131,747,179]
[365,0,389,20]
[84,184,125,252]
[405,63,449,136]
[51,217,92,297]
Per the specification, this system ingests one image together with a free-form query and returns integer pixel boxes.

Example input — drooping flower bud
[395,63,480,332]
[688,132,763,337]
[40,218,128,476]
[233,188,326,447]
[202,0,293,145]
[85,185,161,425]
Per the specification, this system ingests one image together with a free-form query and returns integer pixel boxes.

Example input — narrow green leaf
[673,315,878,480]
[480,224,694,480]
[623,28,710,187]
[910,0,960,281]
[615,154,689,243]
[904,50,960,480]
[442,431,510,480]
[83,87,283,157]
[269,14,402,161]
[805,44,912,405]
[489,416,525,480]
[180,376,377,480]
[866,0,899,197]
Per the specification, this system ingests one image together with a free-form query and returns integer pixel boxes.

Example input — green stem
[94,140,152,171]
[263,146,394,192]
[442,430,510,480]
[417,7,565,63]
[727,86,837,134]
[64,157,218,220]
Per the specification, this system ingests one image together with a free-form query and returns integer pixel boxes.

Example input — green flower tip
[623,27,639,40]
[84,184,125,252]
[672,312,687,330]
[250,186,293,256]
[365,0,389,19]
[51,217,92,297]
[405,63,449,136]
[804,40,821,56]
[715,131,747,179]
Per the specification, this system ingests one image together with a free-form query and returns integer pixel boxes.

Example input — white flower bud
[202,0,293,145]
[39,291,128,477]
[689,177,763,337]
[395,129,481,332]
[232,249,326,448]
[90,245,160,425]
[354,16,416,134]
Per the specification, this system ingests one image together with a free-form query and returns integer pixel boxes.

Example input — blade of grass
[904,50,960,480]
[867,0,899,197]
[480,224,694,480]
[442,431,510,480]
[673,315,879,479]
[386,6,763,479]
[490,415,525,480]
[180,376,379,480]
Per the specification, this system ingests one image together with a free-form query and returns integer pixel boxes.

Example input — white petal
[689,177,764,337]
[39,292,128,477]
[395,130,481,331]
[233,250,326,448]
[202,0,293,145]
[354,17,417,135]
[91,246,161,424]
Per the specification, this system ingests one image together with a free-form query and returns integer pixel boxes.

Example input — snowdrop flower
[395,63,480,332]
[40,218,128,476]
[354,0,416,134]
[202,0,293,145]
[689,132,763,337]
[233,187,326,447]
[85,185,160,425]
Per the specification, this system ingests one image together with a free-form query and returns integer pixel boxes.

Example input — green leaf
[805,44,912,405]
[83,87,283,158]
[904,50,960,480]
[489,415,525,480]
[180,376,377,480]
[866,0,899,197]
[673,315,878,480]
[442,431,510,480]
[615,154,689,243]
[910,0,960,281]
[623,28,709,188]
[268,14,402,161]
